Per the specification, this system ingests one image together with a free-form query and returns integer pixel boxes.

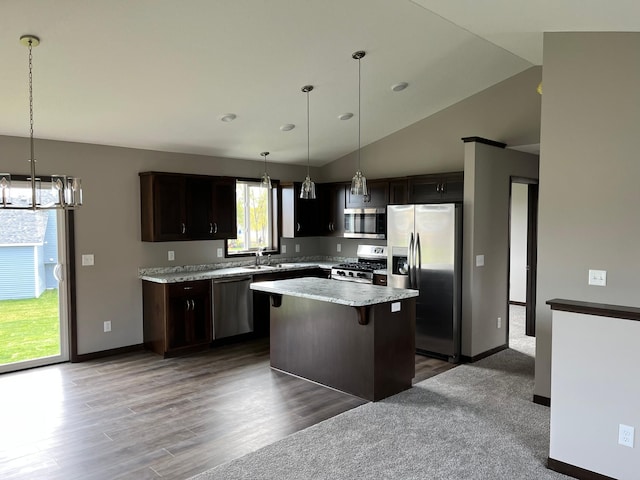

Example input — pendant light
[299,85,316,200]
[260,151,272,189]
[350,50,368,197]
[1,34,83,210]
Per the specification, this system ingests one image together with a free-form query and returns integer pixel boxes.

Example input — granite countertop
[139,261,338,284]
[250,277,418,307]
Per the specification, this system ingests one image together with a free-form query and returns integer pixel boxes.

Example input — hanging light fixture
[260,151,272,189]
[1,34,82,211]
[350,50,368,198]
[300,85,316,200]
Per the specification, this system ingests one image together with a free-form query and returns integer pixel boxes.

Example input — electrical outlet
[103,321,111,333]
[619,424,634,448]
[588,269,606,286]
[282,245,287,254]
[168,250,175,261]
[295,244,300,253]
[337,243,342,253]
[216,248,223,258]
[497,317,502,328]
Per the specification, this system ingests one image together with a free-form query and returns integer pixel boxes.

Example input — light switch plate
[588,269,607,286]
[216,248,223,258]
[81,254,94,266]
[476,255,485,267]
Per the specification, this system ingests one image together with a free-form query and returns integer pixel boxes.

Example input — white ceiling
[0,0,638,167]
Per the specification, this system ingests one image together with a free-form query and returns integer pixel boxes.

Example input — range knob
[356,272,366,278]
[337,271,346,276]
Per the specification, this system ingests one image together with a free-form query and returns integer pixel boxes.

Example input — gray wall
[320,66,542,182]
[0,135,316,354]
[462,142,538,357]
[1,61,542,357]
[535,32,640,399]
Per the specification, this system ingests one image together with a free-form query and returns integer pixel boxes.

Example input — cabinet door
[186,177,214,239]
[407,175,441,204]
[166,281,211,351]
[282,182,320,237]
[316,183,346,236]
[389,179,408,205]
[211,177,237,239]
[345,180,389,208]
[148,174,187,241]
[440,173,464,202]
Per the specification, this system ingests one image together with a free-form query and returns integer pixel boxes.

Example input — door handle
[415,233,422,290]
[53,263,63,282]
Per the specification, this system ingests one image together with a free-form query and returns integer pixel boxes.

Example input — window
[227,180,278,255]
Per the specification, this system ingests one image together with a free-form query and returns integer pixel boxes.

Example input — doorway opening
[508,177,538,344]
[0,183,70,373]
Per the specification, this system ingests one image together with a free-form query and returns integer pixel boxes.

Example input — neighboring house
[0,209,58,300]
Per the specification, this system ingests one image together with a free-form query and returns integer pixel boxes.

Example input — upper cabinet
[407,172,464,204]
[281,182,321,237]
[318,182,347,237]
[140,172,236,242]
[345,180,389,209]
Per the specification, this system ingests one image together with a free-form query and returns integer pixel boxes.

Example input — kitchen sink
[243,265,276,270]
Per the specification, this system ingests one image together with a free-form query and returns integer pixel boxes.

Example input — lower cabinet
[143,280,212,357]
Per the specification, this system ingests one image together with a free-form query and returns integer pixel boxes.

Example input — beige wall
[320,66,541,182]
[535,32,640,399]
[462,142,538,357]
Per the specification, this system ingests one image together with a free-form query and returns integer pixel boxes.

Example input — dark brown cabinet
[389,179,409,205]
[281,182,321,237]
[140,172,236,242]
[142,279,212,357]
[345,180,389,208]
[407,172,463,204]
[318,182,347,236]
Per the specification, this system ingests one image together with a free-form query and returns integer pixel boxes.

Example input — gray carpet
[190,307,569,479]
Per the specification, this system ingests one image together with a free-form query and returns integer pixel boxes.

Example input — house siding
[0,246,36,300]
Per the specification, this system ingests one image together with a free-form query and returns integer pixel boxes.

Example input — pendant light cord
[357,54,361,172]
[306,88,310,175]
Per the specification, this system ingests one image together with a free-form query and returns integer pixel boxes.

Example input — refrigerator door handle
[408,232,415,288]
[415,233,422,290]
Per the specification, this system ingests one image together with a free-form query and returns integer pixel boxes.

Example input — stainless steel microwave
[344,208,386,239]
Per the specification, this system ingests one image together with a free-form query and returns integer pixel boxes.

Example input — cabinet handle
[329,221,334,232]
[214,222,218,234]
[185,299,191,311]
[296,222,301,232]
[181,223,186,234]
[183,286,193,290]
[190,299,195,310]
[209,223,214,234]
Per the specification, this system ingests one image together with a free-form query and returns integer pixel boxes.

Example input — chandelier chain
[28,40,35,165]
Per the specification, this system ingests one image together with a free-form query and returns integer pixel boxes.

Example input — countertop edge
[250,278,418,307]
[547,298,640,322]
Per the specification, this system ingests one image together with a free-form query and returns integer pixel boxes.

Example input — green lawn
[0,289,60,365]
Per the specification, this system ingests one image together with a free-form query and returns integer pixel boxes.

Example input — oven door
[344,208,386,239]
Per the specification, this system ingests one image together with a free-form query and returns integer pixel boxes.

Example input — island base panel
[270,296,415,401]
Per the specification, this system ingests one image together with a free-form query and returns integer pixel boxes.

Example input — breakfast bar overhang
[250,277,419,401]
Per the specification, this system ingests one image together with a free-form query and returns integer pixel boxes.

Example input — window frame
[225,177,281,258]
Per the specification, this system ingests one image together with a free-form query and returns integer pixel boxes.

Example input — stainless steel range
[331,245,387,284]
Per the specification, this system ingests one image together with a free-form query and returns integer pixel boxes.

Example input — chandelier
[0,34,82,210]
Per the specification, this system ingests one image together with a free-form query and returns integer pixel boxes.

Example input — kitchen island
[250,277,419,401]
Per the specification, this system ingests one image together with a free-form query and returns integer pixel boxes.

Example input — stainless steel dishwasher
[212,276,253,339]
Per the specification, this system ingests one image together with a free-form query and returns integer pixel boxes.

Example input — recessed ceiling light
[338,113,353,120]
[280,124,295,131]
[391,82,408,92]
[219,113,237,122]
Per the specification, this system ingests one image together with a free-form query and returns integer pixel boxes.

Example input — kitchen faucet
[255,247,265,266]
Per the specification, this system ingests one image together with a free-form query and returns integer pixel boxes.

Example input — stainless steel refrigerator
[387,203,462,362]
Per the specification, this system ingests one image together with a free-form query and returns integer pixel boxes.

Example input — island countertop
[250,277,418,307]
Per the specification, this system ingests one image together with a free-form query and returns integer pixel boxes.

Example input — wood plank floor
[0,339,455,480]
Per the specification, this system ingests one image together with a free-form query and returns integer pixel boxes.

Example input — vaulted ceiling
[0,1,638,166]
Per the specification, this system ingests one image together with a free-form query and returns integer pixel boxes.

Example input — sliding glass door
[0,181,70,373]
